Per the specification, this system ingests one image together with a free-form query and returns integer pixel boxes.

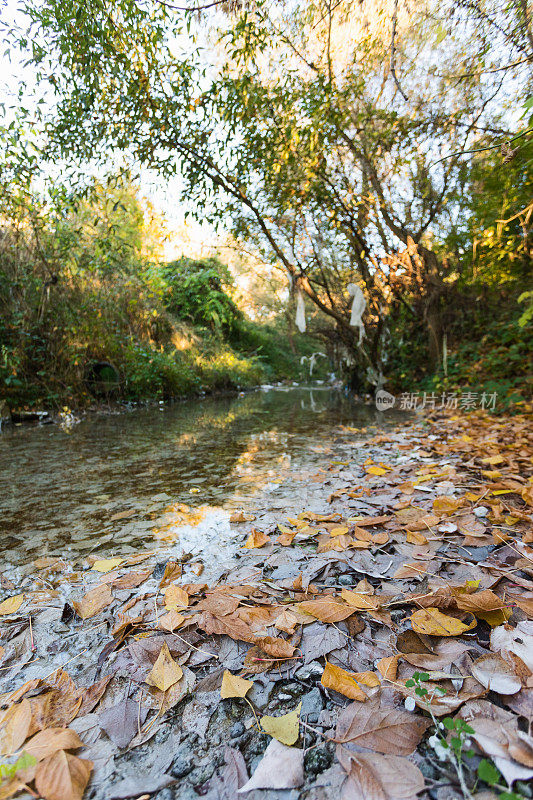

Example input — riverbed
[0,386,401,574]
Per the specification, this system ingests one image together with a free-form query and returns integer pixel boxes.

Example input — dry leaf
[471,654,522,695]
[72,584,113,620]
[335,696,430,754]
[298,597,354,623]
[337,745,425,799]
[157,610,185,632]
[35,750,93,800]
[340,589,380,611]
[411,607,476,636]
[321,663,367,701]
[244,530,269,549]
[24,728,83,761]
[92,557,123,573]
[163,584,189,610]
[237,740,303,792]
[260,703,301,745]
[220,670,253,699]
[0,595,23,616]
[0,700,31,756]
[146,642,183,691]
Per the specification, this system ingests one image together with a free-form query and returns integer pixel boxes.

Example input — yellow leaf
[244,530,269,549]
[482,470,501,480]
[340,589,380,611]
[260,703,301,745]
[320,663,366,700]
[411,607,476,636]
[352,671,381,687]
[377,655,399,681]
[147,642,183,691]
[432,496,461,514]
[366,466,387,476]
[0,595,23,616]
[481,455,504,465]
[164,584,189,610]
[157,610,185,632]
[220,670,253,699]
[91,557,124,573]
[330,526,350,537]
[406,530,428,545]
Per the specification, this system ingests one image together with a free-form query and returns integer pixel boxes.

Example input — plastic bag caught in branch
[347,284,366,344]
[295,291,306,333]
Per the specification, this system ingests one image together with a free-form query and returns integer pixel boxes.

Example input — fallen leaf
[298,597,354,623]
[157,610,185,632]
[0,700,31,756]
[72,584,113,620]
[244,530,269,549]
[260,703,301,745]
[274,609,299,634]
[377,655,399,681]
[411,607,476,636]
[254,636,296,659]
[340,589,380,611]
[336,745,425,799]
[0,595,24,616]
[146,642,183,691]
[35,750,93,800]
[335,696,430,754]
[92,557,124,573]
[471,654,522,695]
[220,670,253,699]
[99,699,148,748]
[24,728,83,761]
[237,740,303,792]
[163,584,189,610]
[321,663,367,701]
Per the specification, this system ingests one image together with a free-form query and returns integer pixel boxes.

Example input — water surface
[0,387,394,572]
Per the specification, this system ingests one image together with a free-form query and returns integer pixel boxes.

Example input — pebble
[230,722,245,738]
[295,661,323,680]
[304,747,332,775]
[338,575,353,586]
[301,688,324,717]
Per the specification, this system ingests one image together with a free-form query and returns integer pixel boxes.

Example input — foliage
[162,256,243,334]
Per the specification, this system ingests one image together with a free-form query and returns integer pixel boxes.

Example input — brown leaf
[35,750,93,800]
[163,584,189,610]
[336,745,425,800]
[471,654,522,695]
[72,584,113,620]
[335,696,430,754]
[0,699,31,756]
[244,530,269,549]
[340,589,380,611]
[197,611,256,643]
[298,597,354,623]
[254,636,295,659]
[99,699,148,748]
[321,663,367,701]
[24,728,83,761]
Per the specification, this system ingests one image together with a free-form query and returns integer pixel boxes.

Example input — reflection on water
[0,387,396,570]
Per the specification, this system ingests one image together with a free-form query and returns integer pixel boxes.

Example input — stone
[295,661,323,680]
[170,747,194,778]
[300,688,324,717]
[304,747,332,776]
[247,680,275,710]
[230,721,245,738]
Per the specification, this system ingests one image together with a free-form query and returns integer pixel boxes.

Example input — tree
[16,0,533,377]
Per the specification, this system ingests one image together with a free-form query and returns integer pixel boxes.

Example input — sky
[0,0,221,260]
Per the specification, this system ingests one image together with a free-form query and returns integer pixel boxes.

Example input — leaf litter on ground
[0,408,532,799]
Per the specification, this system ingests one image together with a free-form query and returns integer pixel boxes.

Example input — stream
[0,386,400,576]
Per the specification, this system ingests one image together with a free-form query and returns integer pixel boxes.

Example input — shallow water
[0,386,397,572]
